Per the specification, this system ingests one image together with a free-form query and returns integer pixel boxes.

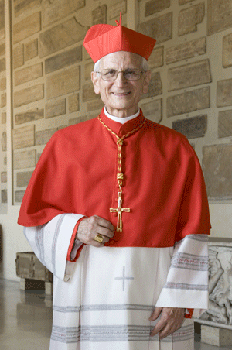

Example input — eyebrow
[103,67,140,70]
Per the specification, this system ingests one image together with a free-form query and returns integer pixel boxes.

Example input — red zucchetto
[83,13,156,62]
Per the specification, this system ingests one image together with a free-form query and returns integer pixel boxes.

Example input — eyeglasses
[96,68,145,81]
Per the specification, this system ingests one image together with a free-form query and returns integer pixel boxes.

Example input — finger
[159,319,183,339]
[91,240,104,248]
[159,317,184,339]
[150,308,185,338]
[102,236,110,243]
[91,233,109,245]
[97,226,114,238]
[148,307,162,321]
[94,215,115,231]
[159,323,173,340]
[91,234,107,247]
[150,317,167,337]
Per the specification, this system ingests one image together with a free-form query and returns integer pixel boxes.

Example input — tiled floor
[0,279,231,350]
[0,279,52,349]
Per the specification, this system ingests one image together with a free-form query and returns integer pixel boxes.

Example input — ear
[91,71,101,94]
[142,70,152,94]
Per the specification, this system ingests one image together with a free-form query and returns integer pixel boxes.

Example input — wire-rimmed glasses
[96,68,145,81]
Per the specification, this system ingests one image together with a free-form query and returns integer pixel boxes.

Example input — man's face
[91,51,151,117]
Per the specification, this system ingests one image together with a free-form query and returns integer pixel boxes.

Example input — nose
[114,71,127,86]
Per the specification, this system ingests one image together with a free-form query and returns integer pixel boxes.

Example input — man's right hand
[76,215,115,247]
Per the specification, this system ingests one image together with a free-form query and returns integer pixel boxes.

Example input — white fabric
[104,106,140,124]
[24,214,209,350]
[156,234,209,317]
[24,213,84,281]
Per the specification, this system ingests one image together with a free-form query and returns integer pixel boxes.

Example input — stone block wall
[11,0,128,204]
[138,0,232,201]
[0,0,232,205]
[0,0,7,213]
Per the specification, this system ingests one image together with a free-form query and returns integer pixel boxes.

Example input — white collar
[104,106,140,124]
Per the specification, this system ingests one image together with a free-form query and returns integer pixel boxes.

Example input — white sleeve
[155,234,209,317]
[23,213,84,282]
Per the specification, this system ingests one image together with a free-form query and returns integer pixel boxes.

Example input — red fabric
[185,309,194,319]
[66,217,86,262]
[83,14,156,62]
[68,244,84,263]
[18,108,210,248]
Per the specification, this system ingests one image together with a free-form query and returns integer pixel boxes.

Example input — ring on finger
[94,233,104,243]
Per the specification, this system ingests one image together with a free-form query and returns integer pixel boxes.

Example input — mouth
[111,92,131,96]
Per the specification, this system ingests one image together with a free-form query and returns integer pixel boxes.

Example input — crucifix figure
[110,191,130,232]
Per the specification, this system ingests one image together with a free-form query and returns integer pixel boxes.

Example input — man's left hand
[149,307,185,339]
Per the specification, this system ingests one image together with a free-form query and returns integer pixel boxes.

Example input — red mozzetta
[18,108,210,247]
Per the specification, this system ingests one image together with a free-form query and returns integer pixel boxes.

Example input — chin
[110,99,134,109]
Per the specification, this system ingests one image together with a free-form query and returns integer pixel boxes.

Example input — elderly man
[18,15,210,350]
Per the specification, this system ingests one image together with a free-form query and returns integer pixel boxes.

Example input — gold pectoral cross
[110,191,130,232]
[97,115,146,235]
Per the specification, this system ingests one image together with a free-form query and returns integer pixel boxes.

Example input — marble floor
[0,279,231,350]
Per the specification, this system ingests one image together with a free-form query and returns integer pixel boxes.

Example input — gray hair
[94,55,149,72]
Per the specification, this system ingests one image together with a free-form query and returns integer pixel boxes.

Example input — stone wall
[138,0,232,201]
[11,0,128,204]
[0,0,7,213]
[200,242,232,326]
[1,0,232,206]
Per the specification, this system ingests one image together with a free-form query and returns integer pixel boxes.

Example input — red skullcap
[83,13,156,63]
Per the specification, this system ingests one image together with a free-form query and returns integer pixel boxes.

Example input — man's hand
[77,215,115,247]
[149,307,185,339]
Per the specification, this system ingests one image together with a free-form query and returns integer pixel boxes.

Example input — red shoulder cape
[18,109,210,247]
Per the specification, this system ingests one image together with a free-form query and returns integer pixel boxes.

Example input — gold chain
[98,115,145,189]
[98,115,145,232]
[98,116,145,143]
